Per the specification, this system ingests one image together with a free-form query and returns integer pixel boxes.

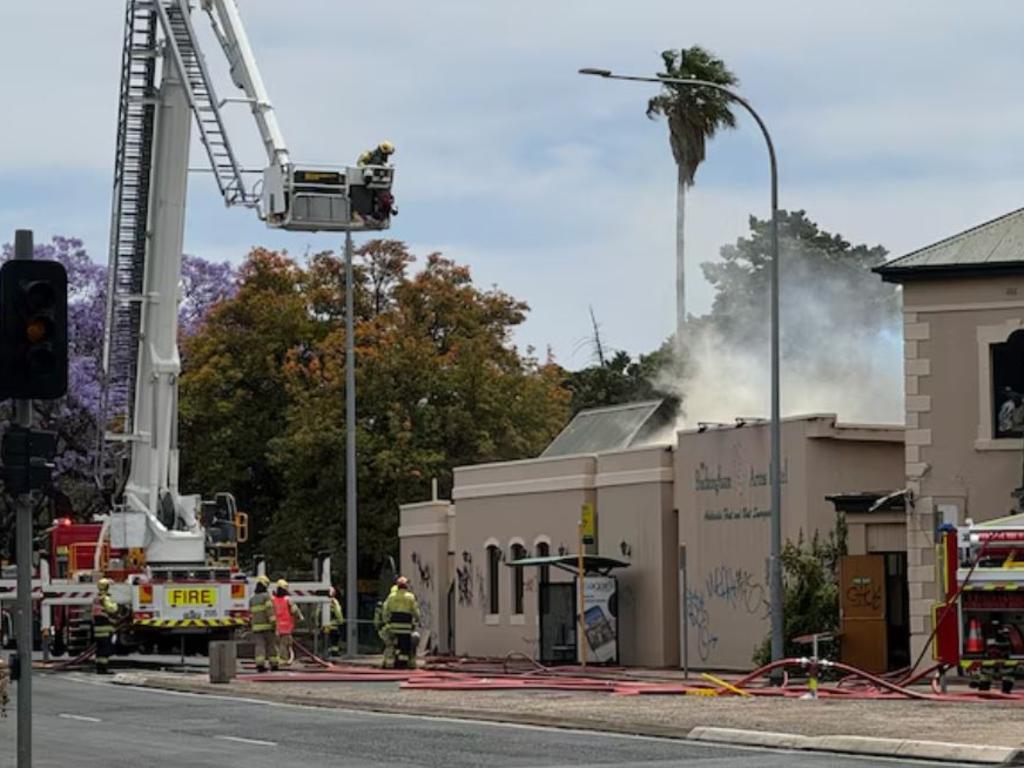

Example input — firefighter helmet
[276,578,289,590]
[97,577,111,592]
[256,574,270,587]
[379,140,395,155]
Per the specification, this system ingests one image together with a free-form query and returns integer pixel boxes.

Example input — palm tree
[646,47,738,350]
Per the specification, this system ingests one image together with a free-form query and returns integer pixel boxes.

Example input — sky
[1,1,1023,369]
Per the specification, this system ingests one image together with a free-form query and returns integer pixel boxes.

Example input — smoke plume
[658,213,904,427]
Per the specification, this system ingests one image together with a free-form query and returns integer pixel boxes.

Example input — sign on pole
[581,502,595,546]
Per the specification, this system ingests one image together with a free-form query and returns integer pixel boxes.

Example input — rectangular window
[992,330,1024,438]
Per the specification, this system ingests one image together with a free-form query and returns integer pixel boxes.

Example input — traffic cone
[965,617,985,654]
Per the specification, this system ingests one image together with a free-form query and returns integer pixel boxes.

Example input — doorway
[539,582,576,663]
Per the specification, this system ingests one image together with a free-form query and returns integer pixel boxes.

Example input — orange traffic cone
[966,617,985,654]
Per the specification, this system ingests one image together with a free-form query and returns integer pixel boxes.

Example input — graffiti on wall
[456,551,474,606]
[704,566,770,618]
[846,577,882,611]
[411,551,433,589]
[407,551,436,652]
[685,588,718,661]
[686,564,771,662]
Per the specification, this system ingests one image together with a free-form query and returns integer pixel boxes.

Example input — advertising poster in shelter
[580,576,618,663]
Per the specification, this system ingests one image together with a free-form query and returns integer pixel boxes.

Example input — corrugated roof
[541,400,670,458]
[877,207,1024,280]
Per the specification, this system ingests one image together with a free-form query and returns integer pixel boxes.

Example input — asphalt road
[0,673,981,768]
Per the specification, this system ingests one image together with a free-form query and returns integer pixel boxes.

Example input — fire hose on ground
[234,649,1024,702]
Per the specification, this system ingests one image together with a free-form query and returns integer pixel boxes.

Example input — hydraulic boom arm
[200,0,290,169]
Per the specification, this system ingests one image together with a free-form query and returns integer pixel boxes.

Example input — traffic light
[0,259,68,400]
[1,425,57,494]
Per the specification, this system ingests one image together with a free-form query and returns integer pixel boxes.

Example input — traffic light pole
[13,228,34,768]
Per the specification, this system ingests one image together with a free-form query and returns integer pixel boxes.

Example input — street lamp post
[579,67,784,669]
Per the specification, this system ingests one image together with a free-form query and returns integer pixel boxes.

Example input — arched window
[486,544,500,614]
[510,543,527,614]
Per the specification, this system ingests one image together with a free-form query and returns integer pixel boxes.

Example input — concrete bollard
[208,641,237,684]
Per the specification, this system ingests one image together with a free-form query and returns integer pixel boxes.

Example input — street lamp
[579,67,784,669]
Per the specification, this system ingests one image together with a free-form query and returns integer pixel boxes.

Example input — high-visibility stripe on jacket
[249,592,275,632]
[92,593,118,638]
[328,597,344,630]
[382,589,420,635]
[272,594,301,635]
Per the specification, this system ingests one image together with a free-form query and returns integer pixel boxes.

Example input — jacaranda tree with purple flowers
[0,236,234,556]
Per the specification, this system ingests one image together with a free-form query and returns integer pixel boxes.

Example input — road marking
[214,735,277,747]
[57,676,974,766]
[59,713,102,723]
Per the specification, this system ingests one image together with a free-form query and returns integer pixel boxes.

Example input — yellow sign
[166,587,217,608]
[581,503,595,545]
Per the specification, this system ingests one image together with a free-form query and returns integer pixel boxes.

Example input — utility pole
[344,231,358,658]
[13,228,34,768]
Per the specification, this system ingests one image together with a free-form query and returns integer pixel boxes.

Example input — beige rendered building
[400,410,904,669]
[677,416,902,669]
[877,207,1024,659]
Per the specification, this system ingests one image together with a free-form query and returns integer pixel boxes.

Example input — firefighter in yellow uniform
[92,578,119,674]
[249,575,277,672]
[273,579,303,667]
[382,576,420,669]
[327,587,345,658]
[357,140,395,167]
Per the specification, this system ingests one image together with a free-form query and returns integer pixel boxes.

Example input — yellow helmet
[97,577,111,592]
[276,578,289,590]
[379,140,395,154]
[256,574,270,587]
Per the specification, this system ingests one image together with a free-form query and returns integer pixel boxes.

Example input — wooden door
[839,554,888,673]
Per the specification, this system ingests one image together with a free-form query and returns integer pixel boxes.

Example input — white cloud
[2,0,1023,367]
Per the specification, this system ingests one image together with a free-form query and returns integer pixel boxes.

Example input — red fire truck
[934,515,1024,689]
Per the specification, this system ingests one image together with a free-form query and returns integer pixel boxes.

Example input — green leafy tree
[647,47,738,343]
[700,209,895,349]
[179,248,324,559]
[230,242,571,571]
[753,517,848,665]
[566,345,677,415]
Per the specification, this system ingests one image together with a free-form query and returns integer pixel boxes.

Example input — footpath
[109,666,1024,765]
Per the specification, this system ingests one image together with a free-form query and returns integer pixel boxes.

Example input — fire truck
[934,515,1024,688]
[1,0,392,654]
